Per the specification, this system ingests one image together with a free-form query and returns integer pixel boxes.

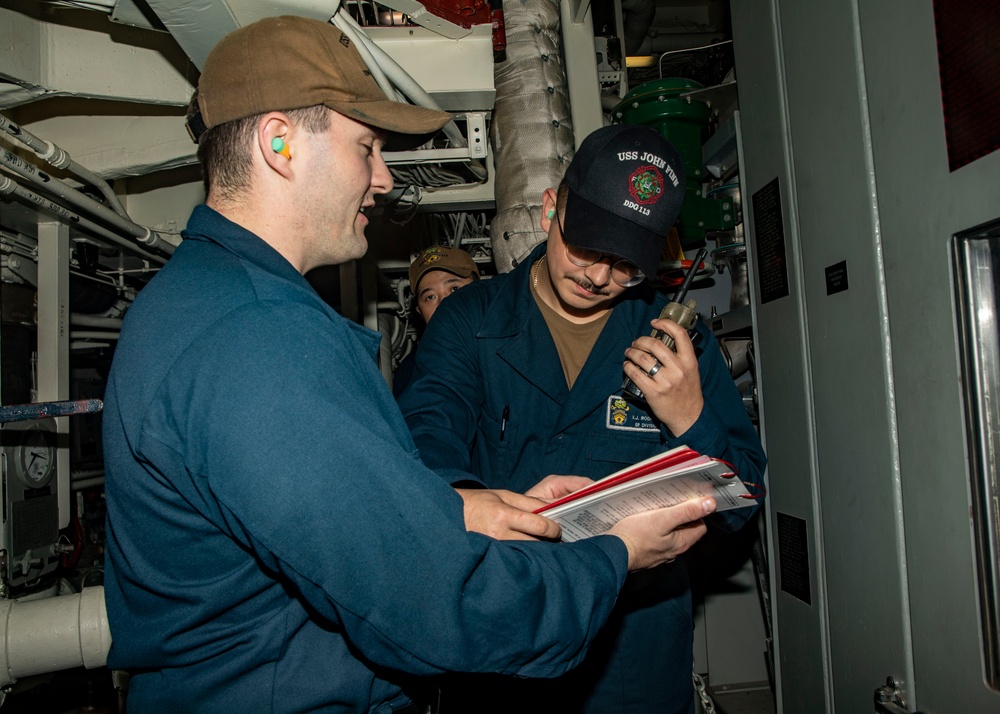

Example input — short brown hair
[557,183,570,213]
[188,93,331,200]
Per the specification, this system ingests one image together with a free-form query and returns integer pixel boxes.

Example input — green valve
[612,78,713,246]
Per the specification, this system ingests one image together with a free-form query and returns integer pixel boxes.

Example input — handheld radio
[620,248,708,405]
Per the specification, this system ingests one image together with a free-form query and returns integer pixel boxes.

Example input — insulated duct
[489,0,575,273]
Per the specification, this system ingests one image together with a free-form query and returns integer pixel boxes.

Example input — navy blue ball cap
[561,125,685,280]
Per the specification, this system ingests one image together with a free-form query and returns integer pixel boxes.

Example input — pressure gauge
[14,425,56,488]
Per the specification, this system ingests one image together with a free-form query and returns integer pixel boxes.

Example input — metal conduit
[0,176,168,265]
[331,12,400,101]
[332,11,475,160]
[0,151,174,257]
[0,114,128,219]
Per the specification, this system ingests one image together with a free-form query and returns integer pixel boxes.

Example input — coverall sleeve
[397,290,493,486]
[174,302,628,678]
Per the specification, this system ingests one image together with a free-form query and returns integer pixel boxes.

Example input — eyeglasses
[555,211,646,287]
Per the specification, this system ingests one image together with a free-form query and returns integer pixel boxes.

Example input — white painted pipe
[0,586,111,687]
[70,331,121,340]
[0,114,128,218]
[333,11,468,151]
[70,314,124,329]
[330,13,397,101]
[0,152,174,256]
[0,176,168,265]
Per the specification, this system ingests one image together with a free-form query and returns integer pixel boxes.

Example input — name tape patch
[605,395,659,432]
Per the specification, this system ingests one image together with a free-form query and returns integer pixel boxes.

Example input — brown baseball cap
[189,15,452,150]
[409,246,480,291]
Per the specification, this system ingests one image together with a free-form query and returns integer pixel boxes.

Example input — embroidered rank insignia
[605,395,658,432]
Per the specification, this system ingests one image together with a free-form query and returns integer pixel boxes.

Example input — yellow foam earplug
[271,137,291,159]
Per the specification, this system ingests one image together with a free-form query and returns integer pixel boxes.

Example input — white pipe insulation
[0,586,111,688]
[331,12,400,101]
[489,0,574,273]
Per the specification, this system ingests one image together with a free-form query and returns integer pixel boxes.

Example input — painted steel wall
[733,0,1000,711]
[731,0,832,709]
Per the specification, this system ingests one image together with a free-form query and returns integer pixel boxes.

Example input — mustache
[567,273,612,296]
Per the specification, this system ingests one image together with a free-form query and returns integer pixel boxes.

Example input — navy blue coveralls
[399,241,767,714]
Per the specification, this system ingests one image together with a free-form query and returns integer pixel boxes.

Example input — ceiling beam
[143,0,240,71]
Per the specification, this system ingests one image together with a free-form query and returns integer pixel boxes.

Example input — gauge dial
[15,427,56,488]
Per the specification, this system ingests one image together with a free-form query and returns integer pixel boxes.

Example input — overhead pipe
[331,11,473,157]
[331,12,400,102]
[70,314,123,329]
[0,229,38,280]
[332,11,458,142]
[0,151,174,257]
[71,468,107,483]
[0,176,168,265]
[70,474,107,489]
[0,114,128,219]
[71,331,120,340]
[0,227,33,246]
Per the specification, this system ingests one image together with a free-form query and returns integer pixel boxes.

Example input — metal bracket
[382,112,489,165]
[874,676,926,714]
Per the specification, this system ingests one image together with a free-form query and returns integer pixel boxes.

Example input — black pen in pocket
[500,405,510,442]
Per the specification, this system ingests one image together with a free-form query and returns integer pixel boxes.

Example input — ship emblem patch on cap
[629,166,664,205]
[418,246,444,266]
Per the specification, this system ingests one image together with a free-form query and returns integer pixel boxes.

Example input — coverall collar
[479,241,660,430]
